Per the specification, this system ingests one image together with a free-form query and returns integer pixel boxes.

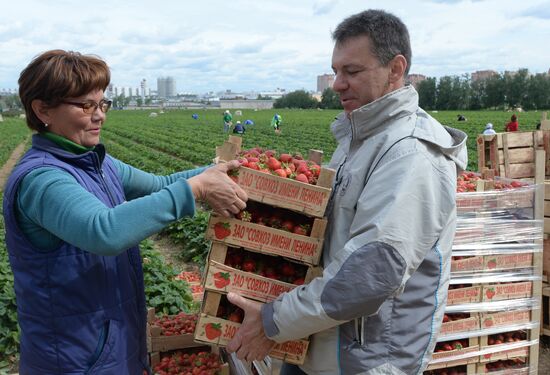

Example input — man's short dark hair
[332,9,412,76]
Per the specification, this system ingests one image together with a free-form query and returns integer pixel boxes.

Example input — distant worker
[233,120,245,135]
[505,114,519,132]
[192,113,199,120]
[244,119,254,126]
[457,114,467,122]
[482,123,496,135]
[271,113,282,134]
[223,110,233,132]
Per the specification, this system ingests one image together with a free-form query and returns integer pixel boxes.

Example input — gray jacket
[261,86,467,374]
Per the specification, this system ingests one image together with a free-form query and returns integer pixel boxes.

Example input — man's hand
[226,292,276,362]
[187,160,248,217]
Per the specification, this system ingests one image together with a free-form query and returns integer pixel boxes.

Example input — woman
[505,114,519,132]
[3,50,247,374]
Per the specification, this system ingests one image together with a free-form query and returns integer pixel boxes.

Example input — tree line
[274,69,550,111]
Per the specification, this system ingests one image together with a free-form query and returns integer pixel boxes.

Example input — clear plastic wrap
[428,174,542,373]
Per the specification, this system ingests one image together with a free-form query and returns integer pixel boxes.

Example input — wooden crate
[205,215,326,266]
[146,308,202,353]
[194,291,310,365]
[477,130,550,179]
[216,136,336,218]
[204,243,322,303]
[543,285,550,337]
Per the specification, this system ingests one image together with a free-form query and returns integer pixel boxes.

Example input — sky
[1,0,549,94]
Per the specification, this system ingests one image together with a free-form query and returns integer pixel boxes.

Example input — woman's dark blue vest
[3,135,149,374]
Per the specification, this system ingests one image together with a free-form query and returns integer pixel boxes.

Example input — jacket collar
[331,85,419,143]
[31,134,106,167]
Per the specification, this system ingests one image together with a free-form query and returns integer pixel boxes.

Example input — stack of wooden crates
[478,130,550,339]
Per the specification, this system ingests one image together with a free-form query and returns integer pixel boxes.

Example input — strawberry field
[0,108,546,372]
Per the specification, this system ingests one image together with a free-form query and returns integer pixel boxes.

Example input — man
[227,9,467,374]
[271,113,282,133]
[483,123,497,135]
[233,120,245,134]
[223,110,233,132]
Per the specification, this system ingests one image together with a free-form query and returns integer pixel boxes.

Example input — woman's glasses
[61,99,112,114]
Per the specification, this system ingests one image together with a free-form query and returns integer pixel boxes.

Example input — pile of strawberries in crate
[193,139,335,365]
[151,312,197,336]
[233,147,322,185]
[153,349,226,375]
[175,270,204,301]
[456,171,526,193]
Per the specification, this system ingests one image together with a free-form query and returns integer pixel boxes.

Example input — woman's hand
[188,160,248,217]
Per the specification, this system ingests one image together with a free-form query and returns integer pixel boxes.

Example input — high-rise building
[157,76,176,98]
[471,70,498,82]
[317,74,334,93]
[140,79,147,99]
[406,74,426,89]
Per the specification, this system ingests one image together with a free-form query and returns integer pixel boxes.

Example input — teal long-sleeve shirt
[16,158,207,255]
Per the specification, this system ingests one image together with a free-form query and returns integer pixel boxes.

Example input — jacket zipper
[93,156,117,206]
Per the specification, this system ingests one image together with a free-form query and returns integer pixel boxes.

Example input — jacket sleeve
[110,157,209,200]
[17,166,197,255]
[262,143,456,342]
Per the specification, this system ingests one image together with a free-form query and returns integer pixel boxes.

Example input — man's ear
[31,99,53,125]
[388,55,407,84]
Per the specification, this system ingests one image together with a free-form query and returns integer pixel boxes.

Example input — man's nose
[332,74,347,92]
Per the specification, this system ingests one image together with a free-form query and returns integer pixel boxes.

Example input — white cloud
[1,0,549,93]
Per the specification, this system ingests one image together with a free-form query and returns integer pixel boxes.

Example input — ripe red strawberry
[248,161,260,170]
[213,272,230,288]
[204,323,222,340]
[293,277,305,285]
[242,258,256,272]
[309,164,321,177]
[273,168,287,177]
[295,174,309,183]
[279,153,292,163]
[213,222,231,239]
[267,157,282,170]
[280,263,296,277]
[280,220,294,232]
[293,224,311,236]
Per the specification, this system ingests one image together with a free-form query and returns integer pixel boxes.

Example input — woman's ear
[31,99,52,125]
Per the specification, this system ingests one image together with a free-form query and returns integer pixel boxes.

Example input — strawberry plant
[140,240,196,315]
[0,192,19,372]
[161,210,211,268]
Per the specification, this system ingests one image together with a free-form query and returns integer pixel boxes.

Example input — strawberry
[280,220,294,232]
[204,323,222,340]
[295,173,309,183]
[293,277,305,285]
[280,263,296,277]
[213,272,230,288]
[279,153,292,163]
[293,224,311,236]
[213,222,231,239]
[248,161,260,170]
[309,163,321,177]
[267,157,282,171]
[273,168,287,177]
[242,258,256,273]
